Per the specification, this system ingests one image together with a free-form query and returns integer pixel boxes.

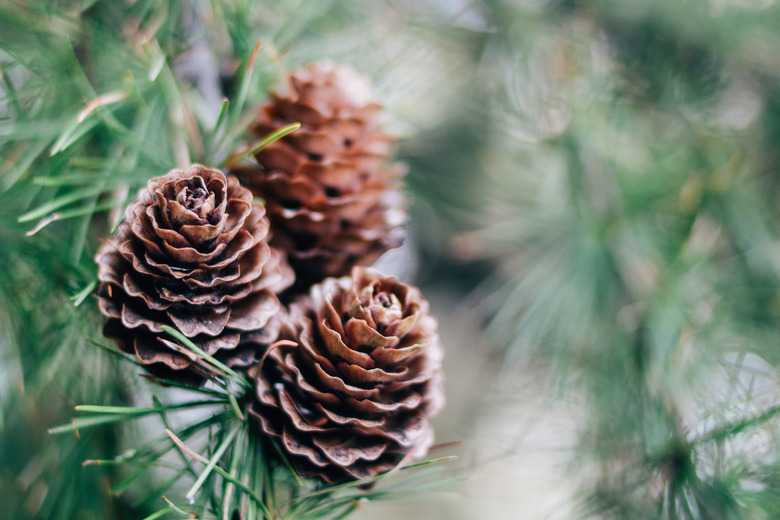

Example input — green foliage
[6,0,780,518]
[449,0,780,518]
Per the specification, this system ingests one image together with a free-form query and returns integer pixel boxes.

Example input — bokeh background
[4,0,780,518]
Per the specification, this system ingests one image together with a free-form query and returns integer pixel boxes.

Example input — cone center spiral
[176,178,215,220]
[370,291,403,329]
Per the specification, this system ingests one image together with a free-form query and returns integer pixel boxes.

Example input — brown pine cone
[234,62,406,291]
[95,164,294,383]
[249,267,444,483]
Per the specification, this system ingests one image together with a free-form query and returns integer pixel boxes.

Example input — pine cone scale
[368,344,424,366]
[312,435,387,466]
[134,333,188,368]
[344,393,423,414]
[320,325,376,368]
[120,306,165,334]
[248,249,291,292]
[153,280,251,305]
[343,318,399,350]
[122,274,174,309]
[278,392,332,432]
[197,333,241,354]
[178,222,224,245]
[281,426,331,467]
[308,361,380,400]
[316,406,385,428]
[166,303,230,337]
[335,360,406,384]
[224,291,280,331]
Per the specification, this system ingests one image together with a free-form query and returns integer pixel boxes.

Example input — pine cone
[234,62,406,291]
[95,164,294,382]
[249,267,444,483]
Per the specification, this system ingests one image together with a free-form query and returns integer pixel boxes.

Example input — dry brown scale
[249,267,444,483]
[95,164,294,383]
[233,62,407,292]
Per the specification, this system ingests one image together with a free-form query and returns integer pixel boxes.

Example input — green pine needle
[185,423,240,501]
[161,325,252,390]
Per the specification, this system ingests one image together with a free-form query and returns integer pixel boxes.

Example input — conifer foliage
[6,0,780,519]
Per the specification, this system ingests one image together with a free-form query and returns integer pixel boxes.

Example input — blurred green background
[3,0,780,518]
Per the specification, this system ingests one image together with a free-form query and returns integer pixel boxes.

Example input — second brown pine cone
[249,267,444,483]
[235,62,407,293]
